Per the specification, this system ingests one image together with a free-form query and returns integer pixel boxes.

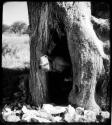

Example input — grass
[2,33,30,69]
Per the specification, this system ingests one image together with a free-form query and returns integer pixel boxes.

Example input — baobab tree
[27,2,110,113]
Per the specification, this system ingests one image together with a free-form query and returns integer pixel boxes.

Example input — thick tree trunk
[27,2,67,105]
[27,2,49,105]
[27,2,109,111]
[59,2,108,113]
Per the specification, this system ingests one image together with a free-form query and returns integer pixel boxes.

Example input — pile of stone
[2,104,110,123]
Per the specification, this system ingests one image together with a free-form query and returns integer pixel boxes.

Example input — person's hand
[40,55,50,71]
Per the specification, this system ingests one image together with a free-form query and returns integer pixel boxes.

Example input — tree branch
[90,16,110,60]
[92,33,109,61]
[91,16,110,30]
[91,16,110,41]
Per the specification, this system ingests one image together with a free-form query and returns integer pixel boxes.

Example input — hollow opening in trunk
[47,28,73,105]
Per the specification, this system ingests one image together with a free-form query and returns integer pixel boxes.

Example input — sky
[3,2,29,25]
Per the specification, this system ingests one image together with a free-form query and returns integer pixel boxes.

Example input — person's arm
[39,55,51,71]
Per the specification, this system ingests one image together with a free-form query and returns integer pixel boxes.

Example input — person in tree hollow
[39,55,73,104]
[39,55,72,81]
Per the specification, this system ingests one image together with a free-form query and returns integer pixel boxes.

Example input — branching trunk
[27,2,110,112]
[91,16,110,31]
[59,2,108,113]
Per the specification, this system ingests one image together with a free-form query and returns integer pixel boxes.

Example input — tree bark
[27,2,49,105]
[91,16,110,42]
[27,2,109,111]
[59,2,109,113]
[27,2,66,105]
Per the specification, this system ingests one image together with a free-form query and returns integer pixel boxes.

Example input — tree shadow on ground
[1,67,30,107]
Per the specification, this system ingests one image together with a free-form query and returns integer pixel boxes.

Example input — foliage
[10,21,28,35]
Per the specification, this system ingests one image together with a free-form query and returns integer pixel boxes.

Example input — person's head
[53,57,70,72]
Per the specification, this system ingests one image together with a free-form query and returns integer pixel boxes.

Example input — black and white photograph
[1,1,111,124]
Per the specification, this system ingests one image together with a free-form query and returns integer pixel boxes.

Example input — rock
[12,109,21,115]
[4,107,12,112]
[2,107,13,121]
[53,106,67,114]
[42,104,67,114]
[76,107,84,115]
[100,111,110,119]
[84,110,96,122]
[31,117,51,123]
[21,105,53,122]
[64,105,76,122]
[22,105,36,114]
[78,116,88,122]
[36,110,52,119]
[22,114,32,122]
[22,113,51,122]
[52,116,62,122]
[6,114,20,122]
[22,105,29,114]
[42,104,54,114]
